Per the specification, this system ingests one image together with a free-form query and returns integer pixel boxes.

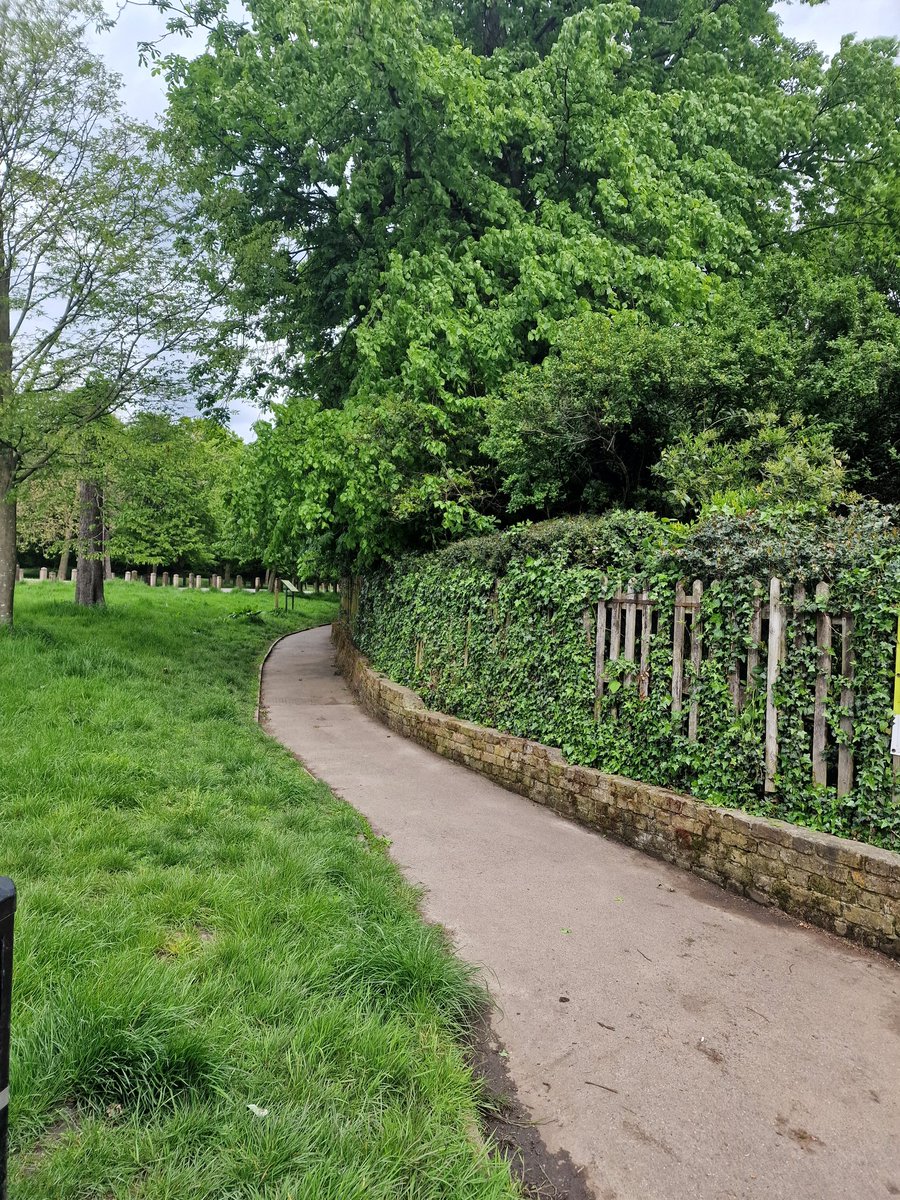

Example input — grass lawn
[0,583,517,1199]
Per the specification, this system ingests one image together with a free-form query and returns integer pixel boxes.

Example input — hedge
[350,506,900,850]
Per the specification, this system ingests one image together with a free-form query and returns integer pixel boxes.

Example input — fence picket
[638,592,652,699]
[594,600,607,707]
[688,579,703,742]
[610,597,622,662]
[672,582,686,715]
[764,577,785,794]
[748,581,763,690]
[812,582,831,787]
[838,614,855,797]
[623,586,637,686]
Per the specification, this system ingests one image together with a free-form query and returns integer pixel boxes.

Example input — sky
[93,0,900,440]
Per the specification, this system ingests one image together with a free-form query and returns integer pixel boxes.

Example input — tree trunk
[57,483,79,581]
[75,479,105,607]
[0,212,16,627]
[0,449,16,628]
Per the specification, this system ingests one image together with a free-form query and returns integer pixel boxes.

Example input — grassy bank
[0,584,516,1199]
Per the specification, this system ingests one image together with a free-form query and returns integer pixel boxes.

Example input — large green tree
[486,255,900,514]
[0,0,225,623]
[106,414,244,571]
[16,414,246,574]
[159,0,900,567]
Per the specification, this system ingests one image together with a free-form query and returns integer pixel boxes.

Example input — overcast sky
[93,0,900,440]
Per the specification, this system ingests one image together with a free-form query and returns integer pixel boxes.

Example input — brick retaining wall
[333,621,900,957]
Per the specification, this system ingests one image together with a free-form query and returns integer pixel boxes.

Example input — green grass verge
[0,584,517,1199]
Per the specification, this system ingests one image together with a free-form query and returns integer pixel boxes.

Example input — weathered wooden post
[764,577,785,794]
[173,573,181,589]
[0,877,16,1200]
[235,575,244,590]
[837,614,855,797]
[688,579,704,743]
[162,571,169,587]
[38,567,47,581]
[812,582,831,787]
[188,572,195,588]
[254,576,261,590]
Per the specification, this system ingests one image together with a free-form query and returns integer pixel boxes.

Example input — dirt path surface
[262,626,900,1200]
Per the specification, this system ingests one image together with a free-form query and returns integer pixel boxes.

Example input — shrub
[353,505,900,848]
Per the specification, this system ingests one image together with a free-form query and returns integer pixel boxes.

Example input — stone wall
[333,621,900,958]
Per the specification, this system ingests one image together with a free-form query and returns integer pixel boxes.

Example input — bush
[353,505,900,848]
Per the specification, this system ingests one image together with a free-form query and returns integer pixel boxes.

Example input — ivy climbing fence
[346,510,900,850]
[594,579,868,798]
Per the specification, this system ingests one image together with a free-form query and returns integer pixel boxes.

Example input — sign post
[0,879,15,1200]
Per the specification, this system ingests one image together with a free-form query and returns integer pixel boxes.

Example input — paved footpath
[262,626,900,1200]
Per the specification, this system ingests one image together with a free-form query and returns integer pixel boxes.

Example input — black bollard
[0,879,15,1200]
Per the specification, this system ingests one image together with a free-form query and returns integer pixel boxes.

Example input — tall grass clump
[0,584,516,1199]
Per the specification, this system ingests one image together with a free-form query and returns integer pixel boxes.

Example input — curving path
[262,625,900,1200]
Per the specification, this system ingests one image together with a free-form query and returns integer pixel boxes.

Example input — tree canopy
[16,414,246,572]
[157,0,900,571]
[0,0,227,621]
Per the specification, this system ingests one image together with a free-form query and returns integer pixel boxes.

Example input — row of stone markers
[119,574,338,592]
[18,567,339,593]
[122,572,261,589]
[16,567,78,582]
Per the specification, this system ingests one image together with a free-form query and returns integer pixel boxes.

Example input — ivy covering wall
[351,507,900,850]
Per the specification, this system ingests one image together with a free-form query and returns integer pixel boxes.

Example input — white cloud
[89,3,172,122]
[776,0,899,56]
[229,400,263,443]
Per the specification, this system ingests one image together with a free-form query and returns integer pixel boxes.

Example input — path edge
[255,619,339,724]
[332,620,900,959]
[255,630,298,723]
[257,627,598,1199]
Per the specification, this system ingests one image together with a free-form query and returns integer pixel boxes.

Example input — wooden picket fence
[347,572,898,799]
[592,579,870,796]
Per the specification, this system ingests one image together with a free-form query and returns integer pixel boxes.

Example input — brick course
[333,622,900,957]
